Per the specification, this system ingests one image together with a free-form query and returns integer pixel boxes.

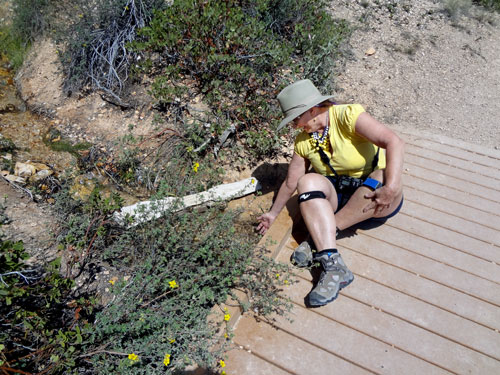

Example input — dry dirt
[1,0,500,260]
[332,0,500,149]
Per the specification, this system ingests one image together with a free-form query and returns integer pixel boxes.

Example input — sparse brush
[63,0,164,101]
[441,0,473,19]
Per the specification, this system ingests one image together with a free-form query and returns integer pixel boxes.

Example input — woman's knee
[297,174,330,194]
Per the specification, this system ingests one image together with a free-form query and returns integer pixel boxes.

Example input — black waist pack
[328,175,363,195]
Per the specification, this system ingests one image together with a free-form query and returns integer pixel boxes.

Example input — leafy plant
[131,0,350,158]
[0,230,91,373]
[475,0,500,11]
[51,179,294,374]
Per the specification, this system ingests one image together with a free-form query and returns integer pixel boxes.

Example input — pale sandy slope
[332,0,500,150]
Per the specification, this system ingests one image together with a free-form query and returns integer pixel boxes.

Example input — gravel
[331,0,500,150]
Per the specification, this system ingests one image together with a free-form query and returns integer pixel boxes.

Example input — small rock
[365,47,376,56]
[30,169,53,183]
[14,162,36,178]
[5,174,26,185]
[28,162,50,172]
[69,175,96,201]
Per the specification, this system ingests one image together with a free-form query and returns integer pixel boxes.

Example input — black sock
[316,248,338,256]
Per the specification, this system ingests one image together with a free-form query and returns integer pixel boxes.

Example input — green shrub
[0,230,92,373]
[131,0,350,158]
[0,0,53,70]
[10,0,52,43]
[52,181,294,374]
[0,26,28,70]
[475,0,500,11]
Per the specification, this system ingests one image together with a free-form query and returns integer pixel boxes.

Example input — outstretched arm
[354,112,405,214]
[256,153,308,234]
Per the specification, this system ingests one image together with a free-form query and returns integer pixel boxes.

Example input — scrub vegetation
[1,0,345,373]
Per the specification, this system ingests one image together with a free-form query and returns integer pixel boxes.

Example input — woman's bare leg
[296,174,339,250]
[335,169,403,231]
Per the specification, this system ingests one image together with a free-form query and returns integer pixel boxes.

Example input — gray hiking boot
[291,240,314,267]
[308,250,354,307]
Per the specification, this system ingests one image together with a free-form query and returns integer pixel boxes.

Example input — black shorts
[326,176,403,221]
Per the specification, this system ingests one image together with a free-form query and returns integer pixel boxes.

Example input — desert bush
[62,0,165,100]
[475,0,500,10]
[0,218,93,373]
[441,0,473,19]
[0,0,52,69]
[0,26,28,70]
[49,175,294,374]
[131,0,350,158]
[10,0,52,42]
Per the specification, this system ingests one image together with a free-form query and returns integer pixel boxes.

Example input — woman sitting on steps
[256,79,405,307]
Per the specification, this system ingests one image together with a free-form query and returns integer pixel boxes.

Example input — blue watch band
[363,177,382,190]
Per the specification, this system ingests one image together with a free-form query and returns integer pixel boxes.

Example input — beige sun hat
[277,79,334,131]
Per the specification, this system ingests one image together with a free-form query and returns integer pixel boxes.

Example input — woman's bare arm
[354,112,405,212]
[256,153,308,234]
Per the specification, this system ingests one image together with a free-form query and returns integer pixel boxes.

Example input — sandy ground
[331,0,500,150]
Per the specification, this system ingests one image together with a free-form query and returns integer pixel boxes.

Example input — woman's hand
[363,185,399,215]
[256,212,278,235]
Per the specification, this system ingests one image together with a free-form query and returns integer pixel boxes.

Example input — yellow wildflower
[169,338,175,344]
[128,353,139,361]
[224,332,229,339]
[221,371,226,375]
[224,314,231,321]
[163,353,171,367]
[193,162,200,173]
[220,360,226,368]
[169,280,178,289]
[284,280,289,285]
[276,273,280,279]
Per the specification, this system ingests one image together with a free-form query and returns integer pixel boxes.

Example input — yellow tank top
[294,104,386,178]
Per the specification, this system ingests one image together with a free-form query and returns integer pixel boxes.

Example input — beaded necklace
[310,111,329,147]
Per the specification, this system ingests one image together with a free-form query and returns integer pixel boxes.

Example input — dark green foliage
[0,231,91,373]
[0,135,16,153]
[475,0,500,10]
[51,180,294,374]
[131,0,350,157]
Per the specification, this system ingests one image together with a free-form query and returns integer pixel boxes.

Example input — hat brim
[276,95,335,131]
